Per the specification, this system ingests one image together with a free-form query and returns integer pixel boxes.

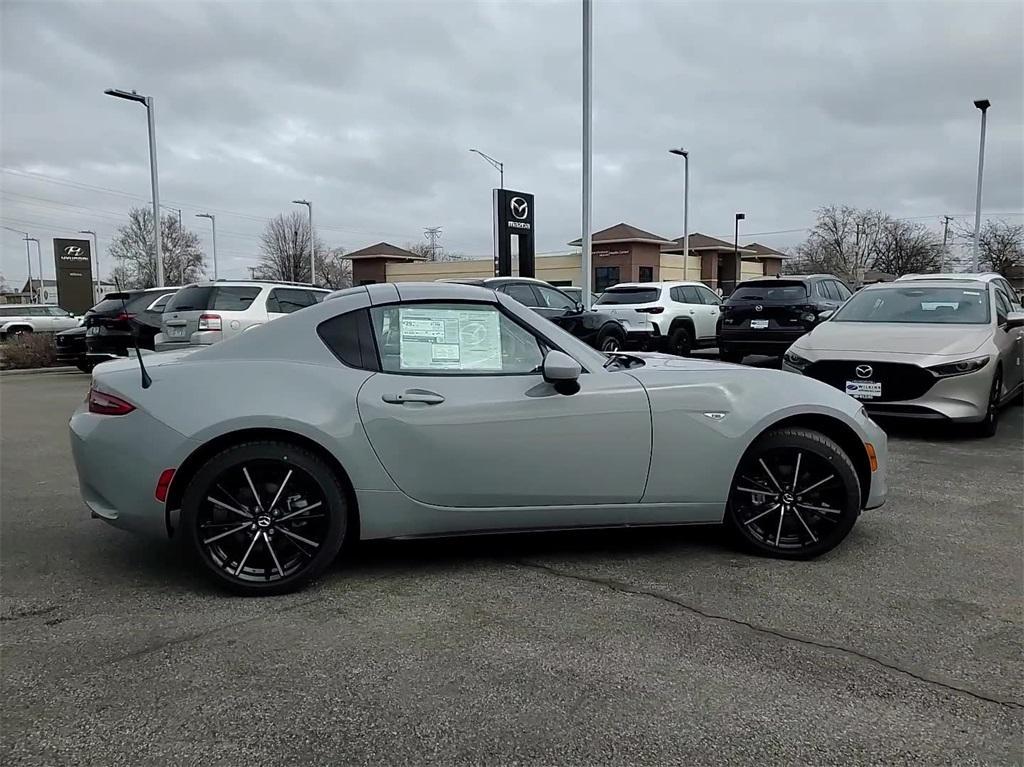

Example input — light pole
[733,213,746,295]
[105,88,163,286]
[78,230,99,295]
[162,205,182,230]
[1,226,33,301]
[581,0,593,309]
[469,148,504,190]
[669,148,690,280]
[26,237,43,302]
[196,213,218,279]
[291,199,314,285]
[972,99,990,271]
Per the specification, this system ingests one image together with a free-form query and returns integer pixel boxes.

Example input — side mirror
[542,350,582,394]
[574,302,585,314]
[817,309,834,321]
[1005,311,1024,330]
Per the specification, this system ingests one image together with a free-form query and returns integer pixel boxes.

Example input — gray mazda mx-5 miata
[71,281,888,595]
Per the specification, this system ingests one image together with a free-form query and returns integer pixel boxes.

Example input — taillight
[155,469,175,502]
[88,386,136,416]
[637,306,665,314]
[115,312,136,322]
[198,313,222,331]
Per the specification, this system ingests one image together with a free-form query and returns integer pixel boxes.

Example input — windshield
[165,286,214,312]
[729,282,808,302]
[596,287,660,305]
[832,286,991,324]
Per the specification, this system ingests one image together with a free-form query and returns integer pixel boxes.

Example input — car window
[212,286,261,311]
[535,285,576,310]
[267,288,316,314]
[317,308,380,371]
[731,282,809,302]
[29,307,48,316]
[597,287,659,305]
[369,302,544,375]
[46,307,69,316]
[995,289,1011,325]
[696,285,721,305]
[678,286,702,304]
[833,286,991,324]
[146,293,175,312]
[502,283,541,307]
[833,281,853,300]
[165,286,214,312]
[311,291,329,303]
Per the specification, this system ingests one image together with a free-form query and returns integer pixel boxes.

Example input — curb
[0,366,80,377]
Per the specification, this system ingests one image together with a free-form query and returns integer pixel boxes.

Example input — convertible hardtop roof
[326,281,499,304]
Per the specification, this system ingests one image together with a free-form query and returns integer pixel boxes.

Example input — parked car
[0,304,79,339]
[595,281,722,356]
[559,286,599,306]
[55,326,91,371]
[156,281,330,351]
[896,272,1023,312]
[782,280,1024,436]
[717,275,852,363]
[71,281,887,595]
[83,287,180,364]
[445,277,649,352]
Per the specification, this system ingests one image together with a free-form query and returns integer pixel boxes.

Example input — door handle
[381,390,445,405]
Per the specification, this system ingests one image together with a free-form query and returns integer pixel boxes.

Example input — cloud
[1,0,1021,282]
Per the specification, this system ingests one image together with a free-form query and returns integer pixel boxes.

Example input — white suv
[156,281,331,351]
[595,281,722,356]
[0,304,79,338]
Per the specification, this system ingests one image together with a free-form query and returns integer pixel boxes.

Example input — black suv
[449,277,632,352]
[83,287,180,365]
[717,275,852,362]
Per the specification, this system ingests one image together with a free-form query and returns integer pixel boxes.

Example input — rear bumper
[86,334,131,358]
[625,329,656,350]
[70,404,194,538]
[718,328,808,354]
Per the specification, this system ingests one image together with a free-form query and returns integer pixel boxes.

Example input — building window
[594,267,620,293]
[638,266,654,283]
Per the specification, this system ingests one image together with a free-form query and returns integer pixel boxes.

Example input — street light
[669,148,690,280]
[162,205,182,230]
[733,213,746,296]
[105,87,163,286]
[972,99,990,271]
[1,226,33,301]
[469,149,504,190]
[196,214,218,280]
[291,199,314,285]
[26,237,43,302]
[581,0,593,309]
[78,230,99,295]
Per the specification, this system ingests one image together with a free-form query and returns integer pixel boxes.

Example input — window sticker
[398,307,502,370]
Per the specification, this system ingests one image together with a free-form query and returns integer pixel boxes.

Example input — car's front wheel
[182,441,348,595]
[596,324,625,353]
[972,368,1002,438]
[725,427,860,559]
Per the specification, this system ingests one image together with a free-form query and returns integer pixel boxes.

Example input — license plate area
[846,380,882,399]
[87,326,100,336]
[750,319,769,329]
[166,327,186,338]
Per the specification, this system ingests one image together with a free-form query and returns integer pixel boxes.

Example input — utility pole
[581,0,593,309]
[424,227,443,261]
[972,99,990,271]
[941,215,953,272]
[247,266,258,279]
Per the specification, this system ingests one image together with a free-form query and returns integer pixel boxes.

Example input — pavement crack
[514,559,1024,711]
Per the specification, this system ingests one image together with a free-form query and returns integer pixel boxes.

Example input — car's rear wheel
[719,346,744,363]
[597,324,625,353]
[76,362,95,374]
[725,427,860,559]
[667,325,693,357]
[972,369,1002,438]
[182,441,348,596]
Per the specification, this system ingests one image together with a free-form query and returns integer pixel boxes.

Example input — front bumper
[70,403,194,538]
[859,412,888,510]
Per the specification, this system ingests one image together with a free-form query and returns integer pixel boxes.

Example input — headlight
[800,312,817,323]
[928,355,990,378]
[783,349,812,371]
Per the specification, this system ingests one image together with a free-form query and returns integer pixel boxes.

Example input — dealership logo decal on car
[855,365,873,378]
[755,305,763,312]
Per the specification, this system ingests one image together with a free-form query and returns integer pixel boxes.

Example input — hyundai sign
[53,238,94,315]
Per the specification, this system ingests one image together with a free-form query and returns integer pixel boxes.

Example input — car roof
[182,280,329,291]
[605,281,705,289]
[861,278,989,290]
[440,277,552,287]
[896,272,1004,282]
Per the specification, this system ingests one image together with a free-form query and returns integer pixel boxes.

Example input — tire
[719,347,744,364]
[972,369,1002,438]
[667,325,693,357]
[8,327,32,339]
[596,324,626,353]
[76,362,95,374]
[182,441,348,596]
[724,427,861,560]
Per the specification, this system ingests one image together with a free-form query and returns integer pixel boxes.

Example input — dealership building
[347,223,785,293]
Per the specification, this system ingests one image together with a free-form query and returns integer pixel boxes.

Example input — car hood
[622,352,743,371]
[794,322,991,357]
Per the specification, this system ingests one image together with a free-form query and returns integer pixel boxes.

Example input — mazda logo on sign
[855,365,873,379]
[510,197,529,220]
[64,246,83,257]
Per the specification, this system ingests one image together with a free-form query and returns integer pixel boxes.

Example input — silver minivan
[156,281,331,351]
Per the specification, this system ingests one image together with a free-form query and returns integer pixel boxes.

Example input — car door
[673,286,712,339]
[355,300,651,508]
[533,284,584,334]
[994,289,1023,396]
[694,285,722,340]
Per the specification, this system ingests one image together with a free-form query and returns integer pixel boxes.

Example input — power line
[424,226,442,260]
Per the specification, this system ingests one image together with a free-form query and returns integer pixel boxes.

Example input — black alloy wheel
[598,326,625,353]
[725,427,861,559]
[974,370,1002,438]
[182,441,347,595]
[668,326,693,357]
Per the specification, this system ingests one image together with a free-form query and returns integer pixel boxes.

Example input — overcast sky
[1,0,1022,285]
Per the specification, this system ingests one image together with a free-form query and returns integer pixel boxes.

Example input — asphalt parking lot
[1,369,1022,766]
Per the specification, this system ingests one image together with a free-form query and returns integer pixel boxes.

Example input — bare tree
[256,211,331,284]
[955,219,1023,277]
[869,218,941,276]
[792,205,886,283]
[317,247,353,290]
[108,207,205,288]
